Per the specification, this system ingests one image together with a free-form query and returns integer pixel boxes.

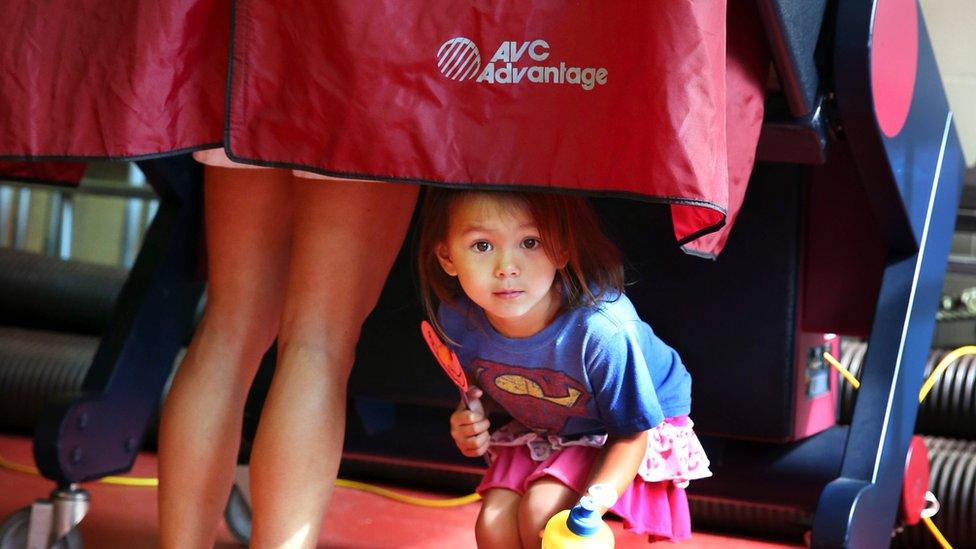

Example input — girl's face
[436,194,566,338]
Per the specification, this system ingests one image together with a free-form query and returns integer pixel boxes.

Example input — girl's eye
[522,238,540,250]
[473,241,492,252]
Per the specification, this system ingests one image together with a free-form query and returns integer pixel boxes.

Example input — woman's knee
[275,301,367,370]
[273,334,357,385]
[196,303,280,360]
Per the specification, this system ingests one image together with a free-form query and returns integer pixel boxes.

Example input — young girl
[417,188,711,548]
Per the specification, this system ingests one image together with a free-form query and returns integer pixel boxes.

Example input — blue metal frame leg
[31,155,205,485]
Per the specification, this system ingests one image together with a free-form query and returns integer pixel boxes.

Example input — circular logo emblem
[437,37,480,81]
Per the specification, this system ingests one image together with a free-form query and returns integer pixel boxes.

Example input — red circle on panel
[899,436,929,525]
[870,0,919,138]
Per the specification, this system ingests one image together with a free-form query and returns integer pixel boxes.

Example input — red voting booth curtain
[0,162,87,187]
[0,0,767,258]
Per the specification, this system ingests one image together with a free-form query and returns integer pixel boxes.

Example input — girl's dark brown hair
[417,188,625,337]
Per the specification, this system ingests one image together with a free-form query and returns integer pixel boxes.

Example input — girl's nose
[495,254,519,277]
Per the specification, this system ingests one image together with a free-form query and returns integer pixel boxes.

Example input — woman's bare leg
[159,166,294,549]
[248,178,418,548]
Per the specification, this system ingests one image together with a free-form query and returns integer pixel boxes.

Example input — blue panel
[812,2,966,547]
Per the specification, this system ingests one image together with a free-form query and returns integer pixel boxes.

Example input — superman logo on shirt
[472,358,590,433]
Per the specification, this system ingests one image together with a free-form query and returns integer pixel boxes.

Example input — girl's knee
[476,505,519,548]
[516,505,549,548]
[517,480,580,548]
[476,489,522,548]
[474,516,508,548]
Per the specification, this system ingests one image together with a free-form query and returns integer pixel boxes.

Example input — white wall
[920,0,976,167]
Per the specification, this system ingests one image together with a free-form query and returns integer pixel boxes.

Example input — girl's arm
[584,429,650,512]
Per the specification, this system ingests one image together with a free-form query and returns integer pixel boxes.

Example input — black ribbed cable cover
[0,248,126,336]
[0,326,95,433]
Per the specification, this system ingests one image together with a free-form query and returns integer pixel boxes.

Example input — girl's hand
[449,387,490,457]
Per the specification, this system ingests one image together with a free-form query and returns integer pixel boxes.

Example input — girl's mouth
[493,290,524,299]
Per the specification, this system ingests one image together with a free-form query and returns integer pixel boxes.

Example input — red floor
[0,434,801,548]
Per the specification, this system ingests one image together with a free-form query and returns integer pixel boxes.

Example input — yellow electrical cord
[822,351,860,389]
[0,452,480,506]
[918,346,976,403]
[335,479,480,507]
[922,516,953,549]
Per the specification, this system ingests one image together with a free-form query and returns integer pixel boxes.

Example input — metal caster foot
[224,465,252,546]
[0,487,87,549]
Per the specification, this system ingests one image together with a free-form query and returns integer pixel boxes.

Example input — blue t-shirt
[438,291,691,439]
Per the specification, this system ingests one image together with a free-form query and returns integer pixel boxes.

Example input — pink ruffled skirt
[476,416,711,543]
